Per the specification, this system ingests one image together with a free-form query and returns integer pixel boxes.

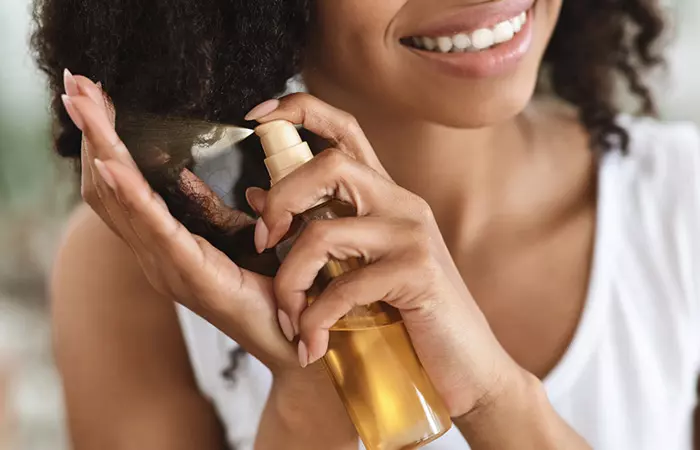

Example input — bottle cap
[255,120,313,185]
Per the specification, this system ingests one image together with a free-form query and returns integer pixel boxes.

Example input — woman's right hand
[61,72,300,371]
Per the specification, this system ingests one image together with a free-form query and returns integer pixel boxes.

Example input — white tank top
[177,117,700,450]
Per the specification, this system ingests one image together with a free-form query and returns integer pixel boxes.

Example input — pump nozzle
[255,120,313,184]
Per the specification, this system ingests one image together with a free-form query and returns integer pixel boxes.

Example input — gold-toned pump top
[255,120,313,184]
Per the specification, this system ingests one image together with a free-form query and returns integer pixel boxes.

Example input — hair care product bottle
[256,120,451,450]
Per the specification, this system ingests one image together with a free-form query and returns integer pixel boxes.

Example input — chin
[398,70,540,129]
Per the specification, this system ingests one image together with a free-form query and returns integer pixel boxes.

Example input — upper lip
[404,0,534,37]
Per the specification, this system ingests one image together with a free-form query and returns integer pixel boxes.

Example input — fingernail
[93,159,116,190]
[245,187,266,214]
[244,99,280,121]
[61,95,84,131]
[63,69,80,97]
[254,217,269,254]
[277,309,295,342]
[298,340,309,368]
[96,81,102,89]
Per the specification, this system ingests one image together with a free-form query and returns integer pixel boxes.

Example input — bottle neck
[263,142,314,185]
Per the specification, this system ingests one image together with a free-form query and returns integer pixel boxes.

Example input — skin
[52,0,616,448]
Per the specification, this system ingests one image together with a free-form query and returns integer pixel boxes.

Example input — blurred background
[0,0,699,449]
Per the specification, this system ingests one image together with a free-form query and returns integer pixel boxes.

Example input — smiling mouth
[401,11,527,53]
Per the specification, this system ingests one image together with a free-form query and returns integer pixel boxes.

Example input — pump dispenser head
[255,120,313,184]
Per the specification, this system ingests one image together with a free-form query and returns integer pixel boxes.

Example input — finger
[71,75,112,120]
[180,169,254,233]
[97,159,206,264]
[274,216,412,333]
[64,71,121,155]
[187,239,298,369]
[249,93,390,179]
[80,134,121,235]
[260,148,410,248]
[297,259,419,366]
[62,91,136,169]
[95,160,299,368]
[78,108,152,253]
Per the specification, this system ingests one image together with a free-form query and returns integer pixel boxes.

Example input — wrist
[453,367,551,444]
[266,366,357,446]
[453,367,590,449]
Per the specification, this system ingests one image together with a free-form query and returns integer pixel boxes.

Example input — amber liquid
[278,200,451,450]
[325,315,451,450]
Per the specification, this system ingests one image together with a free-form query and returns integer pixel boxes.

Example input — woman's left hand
[245,93,527,418]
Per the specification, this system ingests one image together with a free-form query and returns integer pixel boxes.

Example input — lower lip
[404,9,534,79]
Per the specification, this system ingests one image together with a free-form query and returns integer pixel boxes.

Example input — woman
[32,0,699,449]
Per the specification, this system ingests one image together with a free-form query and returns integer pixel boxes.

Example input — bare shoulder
[51,204,225,449]
[51,203,176,341]
[53,203,153,294]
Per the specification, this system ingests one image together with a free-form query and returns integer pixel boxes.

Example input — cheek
[308,0,407,76]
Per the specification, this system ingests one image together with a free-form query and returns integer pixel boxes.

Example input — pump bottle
[255,120,452,450]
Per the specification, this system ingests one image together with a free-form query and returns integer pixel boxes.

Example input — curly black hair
[30,1,665,260]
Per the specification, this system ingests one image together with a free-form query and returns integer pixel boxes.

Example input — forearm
[454,371,590,450]
[255,366,358,450]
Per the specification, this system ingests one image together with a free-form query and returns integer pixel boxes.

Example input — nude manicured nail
[93,159,116,190]
[277,309,295,342]
[61,95,84,131]
[244,99,280,121]
[63,69,80,97]
[254,217,269,254]
[298,340,309,368]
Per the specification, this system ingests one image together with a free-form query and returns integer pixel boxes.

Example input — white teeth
[436,36,454,53]
[471,28,495,50]
[452,33,471,50]
[510,16,522,33]
[409,10,528,53]
[493,21,514,44]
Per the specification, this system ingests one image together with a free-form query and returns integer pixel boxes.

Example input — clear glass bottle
[256,121,452,450]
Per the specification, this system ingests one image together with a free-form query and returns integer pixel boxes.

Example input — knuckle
[340,114,361,138]
[324,275,356,308]
[112,137,128,154]
[284,92,311,113]
[158,218,187,248]
[304,219,333,244]
[118,188,139,211]
[406,232,436,271]
[297,92,316,106]
[319,148,348,172]
[287,92,310,103]
[405,219,431,253]
[411,195,434,221]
